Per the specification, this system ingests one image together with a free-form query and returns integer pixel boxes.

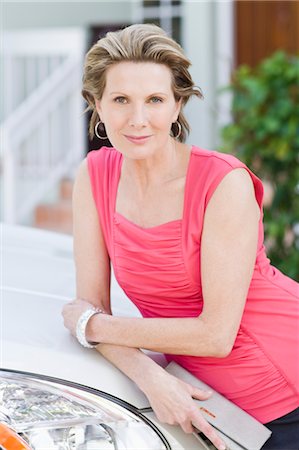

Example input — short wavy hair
[82,23,203,143]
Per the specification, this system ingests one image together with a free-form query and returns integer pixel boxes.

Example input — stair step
[33,178,74,234]
[34,200,72,235]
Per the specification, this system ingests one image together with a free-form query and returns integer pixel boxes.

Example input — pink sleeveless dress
[87,145,299,424]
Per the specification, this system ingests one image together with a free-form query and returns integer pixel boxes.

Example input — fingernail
[219,445,226,450]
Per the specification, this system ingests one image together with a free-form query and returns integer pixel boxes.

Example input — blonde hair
[82,23,203,142]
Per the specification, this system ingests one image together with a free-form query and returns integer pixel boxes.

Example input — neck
[121,139,184,189]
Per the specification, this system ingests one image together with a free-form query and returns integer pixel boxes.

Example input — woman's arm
[69,159,170,384]
[72,159,111,312]
[64,159,226,450]
[64,168,260,357]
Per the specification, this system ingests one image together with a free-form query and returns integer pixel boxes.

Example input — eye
[114,96,128,104]
[149,96,163,104]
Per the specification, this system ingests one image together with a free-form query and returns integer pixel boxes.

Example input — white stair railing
[1,55,85,224]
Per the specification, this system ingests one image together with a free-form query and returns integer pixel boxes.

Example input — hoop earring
[95,121,108,140]
[172,120,182,139]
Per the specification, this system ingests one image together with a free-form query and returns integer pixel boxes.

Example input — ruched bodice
[113,213,202,317]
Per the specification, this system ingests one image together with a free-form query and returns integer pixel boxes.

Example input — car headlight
[0,370,170,450]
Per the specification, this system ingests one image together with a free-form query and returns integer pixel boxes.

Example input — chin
[123,147,156,160]
[114,136,170,159]
[113,141,157,159]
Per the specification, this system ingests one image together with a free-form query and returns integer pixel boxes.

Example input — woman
[62,24,299,450]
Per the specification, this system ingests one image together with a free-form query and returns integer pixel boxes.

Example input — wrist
[85,310,106,343]
[75,307,104,348]
[136,361,168,395]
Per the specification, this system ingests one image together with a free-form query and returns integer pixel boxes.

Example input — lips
[124,135,152,144]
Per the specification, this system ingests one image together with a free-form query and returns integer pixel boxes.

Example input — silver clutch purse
[165,361,271,450]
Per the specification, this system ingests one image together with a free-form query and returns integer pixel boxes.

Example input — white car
[1,223,212,450]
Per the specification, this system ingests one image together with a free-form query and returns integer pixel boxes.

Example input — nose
[128,103,148,128]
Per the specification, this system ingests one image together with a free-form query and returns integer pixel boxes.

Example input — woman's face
[95,61,181,159]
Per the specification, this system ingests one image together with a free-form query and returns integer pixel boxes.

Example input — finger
[61,305,68,317]
[180,419,195,434]
[62,303,72,313]
[192,415,226,450]
[191,386,213,400]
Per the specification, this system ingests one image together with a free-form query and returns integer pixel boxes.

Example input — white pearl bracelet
[75,306,103,348]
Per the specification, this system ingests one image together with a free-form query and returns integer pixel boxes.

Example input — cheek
[152,110,175,129]
[104,112,125,130]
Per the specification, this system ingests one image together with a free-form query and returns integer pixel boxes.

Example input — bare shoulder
[72,158,100,226]
[216,167,255,195]
[207,168,260,222]
[74,158,89,185]
[73,158,93,201]
[77,157,88,173]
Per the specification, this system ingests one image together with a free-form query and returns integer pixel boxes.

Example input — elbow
[200,318,235,357]
[212,341,233,358]
[210,332,234,357]
[189,334,234,358]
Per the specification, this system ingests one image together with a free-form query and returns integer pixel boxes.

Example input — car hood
[1,224,152,409]
[2,287,153,409]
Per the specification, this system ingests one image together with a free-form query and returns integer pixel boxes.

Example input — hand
[142,370,226,450]
[62,298,95,336]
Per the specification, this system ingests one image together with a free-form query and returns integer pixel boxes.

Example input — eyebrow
[109,92,168,97]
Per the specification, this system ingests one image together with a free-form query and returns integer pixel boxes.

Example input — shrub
[221,51,299,280]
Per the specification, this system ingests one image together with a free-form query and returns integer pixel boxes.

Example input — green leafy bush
[221,51,299,280]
